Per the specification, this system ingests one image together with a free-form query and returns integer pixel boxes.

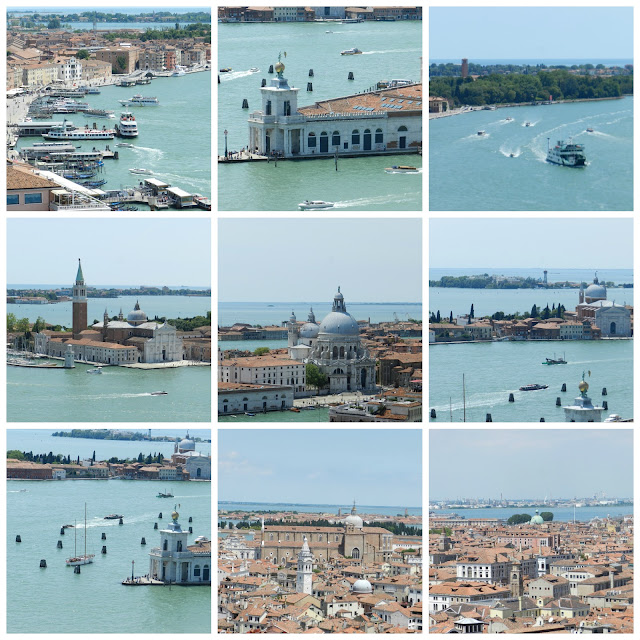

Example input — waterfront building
[248,62,421,158]
[6,164,59,210]
[148,510,211,584]
[218,382,295,415]
[288,288,377,393]
[95,46,141,74]
[218,355,306,393]
[576,276,631,337]
[171,433,211,480]
[58,56,82,83]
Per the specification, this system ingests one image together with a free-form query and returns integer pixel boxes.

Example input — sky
[7,218,211,287]
[429,218,633,269]
[219,429,422,506]
[430,429,633,500]
[219,218,422,302]
[430,7,633,61]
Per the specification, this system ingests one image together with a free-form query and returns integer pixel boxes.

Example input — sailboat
[66,503,95,566]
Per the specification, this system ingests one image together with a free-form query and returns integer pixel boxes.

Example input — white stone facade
[218,384,294,415]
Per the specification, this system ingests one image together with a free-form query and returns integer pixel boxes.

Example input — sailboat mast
[84,503,87,558]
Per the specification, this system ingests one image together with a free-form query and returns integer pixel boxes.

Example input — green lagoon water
[218,21,422,211]
[429,97,633,210]
[429,339,633,422]
[219,407,330,423]
[7,478,211,633]
[18,72,211,202]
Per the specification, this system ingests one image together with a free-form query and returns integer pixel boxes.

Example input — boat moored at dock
[42,124,116,140]
[115,112,139,138]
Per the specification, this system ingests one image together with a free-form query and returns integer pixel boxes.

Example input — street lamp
[224,129,228,158]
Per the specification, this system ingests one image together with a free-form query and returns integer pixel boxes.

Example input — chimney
[609,570,614,589]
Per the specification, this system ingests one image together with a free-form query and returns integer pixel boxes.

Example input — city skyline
[430,218,633,270]
[219,429,422,506]
[430,7,633,60]
[7,218,211,287]
[430,430,633,500]
[218,218,422,302]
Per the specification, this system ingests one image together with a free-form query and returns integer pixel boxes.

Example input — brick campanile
[72,259,87,338]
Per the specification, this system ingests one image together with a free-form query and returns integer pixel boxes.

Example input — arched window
[332,346,338,359]
[375,128,383,143]
[352,129,360,145]
[352,547,360,559]
[332,130,340,146]
[398,125,408,132]
[320,131,328,152]
[610,322,617,334]
[307,132,316,148]
[339,346,345,358]
[286,534,290,541]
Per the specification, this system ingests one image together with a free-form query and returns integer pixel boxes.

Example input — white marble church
[576,274,631,337]
[287,288,377,393]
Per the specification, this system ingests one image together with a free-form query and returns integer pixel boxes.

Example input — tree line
[430,69,633,107]
[430,275,541,289]
[430,303,566,324]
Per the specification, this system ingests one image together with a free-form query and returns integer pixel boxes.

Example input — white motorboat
[477,130,486,136]
[384,165,419,174]
[504,116,514,121]
[299,200,334,210]
[340,48,362,55]
[129,168,154,175]
[525,121,532,127]
[86,366,103,374]
[249,67,260,73]
[116,142,134,148]
[172,65,186,76]
[118,94,159,107]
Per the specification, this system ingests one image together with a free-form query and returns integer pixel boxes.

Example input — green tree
[449,311,453,323]
[16,317,31,333]
[47,18,61,28]
[7,312,17,331]
[507,513,532,525]
[115,55,127,73]
[253,347,270,356]
[76,49,90,60]
[469,303,474,320]
[540,511,554,522]
[306,363,328,391]
[7,449,25,460]
[530,304,538,318]
[436,310,441,323]
[33,316,47,333]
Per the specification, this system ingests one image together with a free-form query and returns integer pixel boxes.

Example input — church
[576,274,632,337]
[170,432,211,481]
[287,288,377,393]
[35,259,183,364]
[248,60,421,158]
[258,503,394,566]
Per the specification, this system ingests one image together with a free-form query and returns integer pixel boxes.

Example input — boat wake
[385,168,422,174]
[499,145,521,158]
[432,389,519,414]
[220,70,255,81]
[131,145,165,160]
[333,192,418,208]
[361,48,420,55]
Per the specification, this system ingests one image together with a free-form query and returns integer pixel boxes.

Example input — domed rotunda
[127,300,148,326]
[344,501,364,529]
[352,578,373,594]
[530,510,544,525]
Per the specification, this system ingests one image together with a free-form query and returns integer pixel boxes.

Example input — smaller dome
[530,510,544,525]
[300,322,319,339]
[352,579,373,594]
[345,514,363,529]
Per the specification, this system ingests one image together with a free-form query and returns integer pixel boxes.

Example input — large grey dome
[585,283,606,301]
[319,287,359,336]
[127,300,147,323]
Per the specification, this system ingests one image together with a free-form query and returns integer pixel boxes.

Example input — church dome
[345,513,364,528]
[300,322,320,339]
[127,300,147,323]
[179,435,195,451]
[585,283,606,301]
[319,287,360,336]
[352,578,373,594]
[530,511,544,525]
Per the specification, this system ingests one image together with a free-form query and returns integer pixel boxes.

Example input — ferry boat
[340,48,363,55]
[115,112,138,138]
[385,165,419,173]
[42,125,116,140]
[298,200,335,210]
[519,383,549,391]
[543,354,567,365]
[129,168,153,175]
[546,138,586,167]
[118,94,159,107]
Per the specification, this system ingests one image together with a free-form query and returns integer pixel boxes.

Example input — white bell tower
[296,536,313,594]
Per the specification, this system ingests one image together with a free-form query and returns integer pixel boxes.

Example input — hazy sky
[218,218,422,302]
[430,7,633,60]
[430,218,633,269]
[7,218,211,286]
[219,429,422,506]
[430,430,633,500]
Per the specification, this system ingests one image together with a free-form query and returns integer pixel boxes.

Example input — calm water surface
[7,478,211,633]
[8,363,211,422]
[218,21,422,211]
[429,505,631,523]
[430,97,633,210]
[429,339,633,422]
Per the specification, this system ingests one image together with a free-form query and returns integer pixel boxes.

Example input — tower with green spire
[72,258,87,338]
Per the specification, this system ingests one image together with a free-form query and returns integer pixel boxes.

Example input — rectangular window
[25,192,43,204]
[7,194,19,205]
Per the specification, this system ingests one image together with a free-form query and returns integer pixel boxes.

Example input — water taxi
[104,514,123,520]
[151,391,168,395]
[299,200,335,210]
[219,68,233,73]
[546,138,586,167]
[116,142,134,148]
[129,168,154,175]
[477,130,486,136]
[519,383,549,391]
[340,48,362,55]
[524,121,532,127]
[385,165,419,173]
[118,94,159,107]
[249,67,260,73]
[86,366,103,374]
[586,127,594,133]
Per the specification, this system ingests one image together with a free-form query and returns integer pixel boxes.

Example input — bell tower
[510,561,523,598]
[296,536,313,594]
[72,259,87,339]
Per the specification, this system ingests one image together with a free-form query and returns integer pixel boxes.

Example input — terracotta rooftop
[7,165,58,190]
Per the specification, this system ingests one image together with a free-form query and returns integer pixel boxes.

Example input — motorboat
[290,407,301,412]
[116,143,134,148]
[604,414,624,422]
[151,391,168,395]
[519,383,549,391]
[384,165,419,173]
[298,200,334,210]
[586,127,594,133]
[546,138,586,167]
[477,130,486,136]
[245,412,256,417]
[118,94,159,107]
[524,122,532,127]
[249,67,260,73]
[509,153,515,158]
[193,194,211,210]
[87,366,103,374]
[325,30,333,33]
[543,354,567,365]
[172,65,186,76]
[157,490,173,498]
[115,111,138,138]
[104,514,123,520]
[340,48,363,55]
[504,116,514,121]
[129,168,154,175]
[219,67,233,73]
